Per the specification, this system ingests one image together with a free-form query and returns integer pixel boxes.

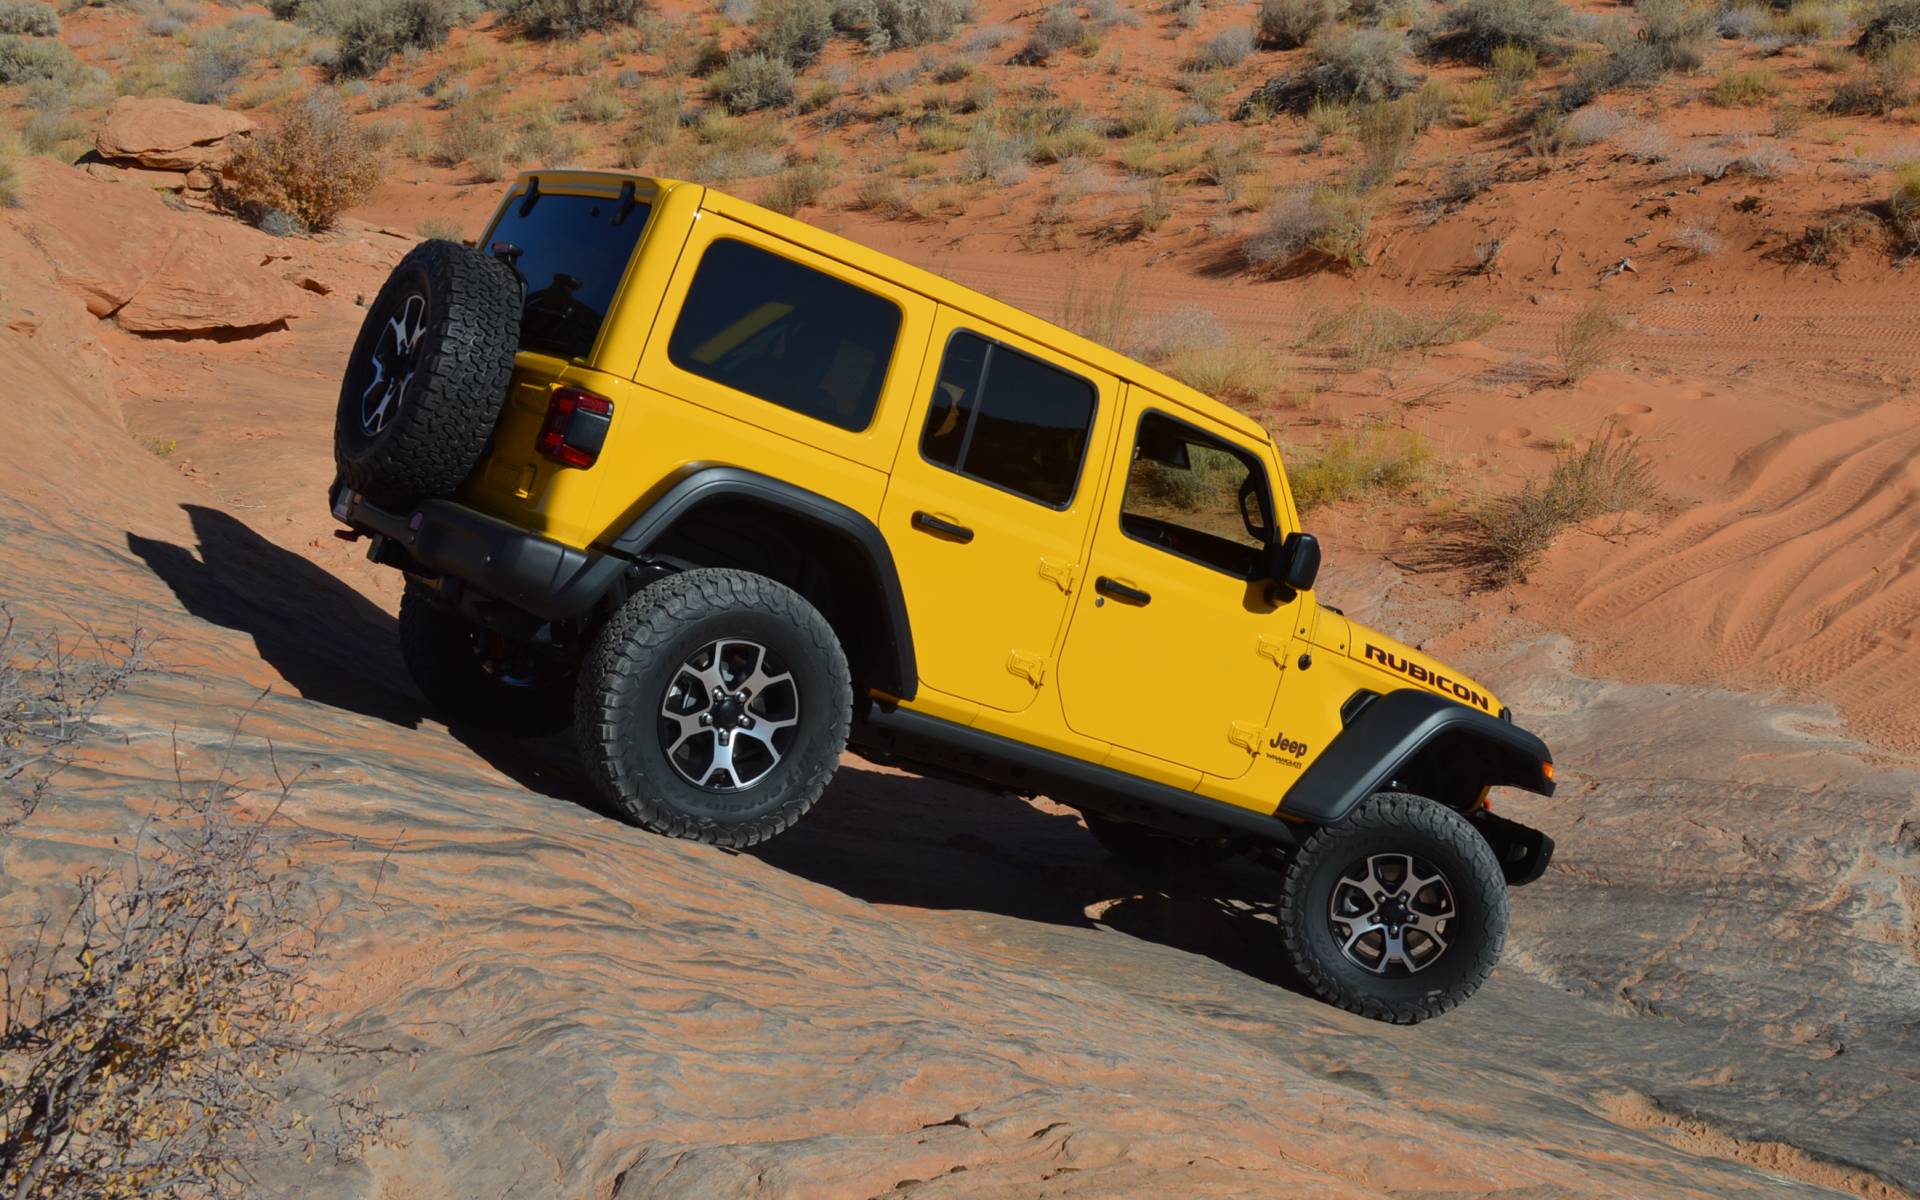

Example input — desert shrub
[1433,0,1574,64]
[1708,65,1782,103]
[1890,161,1920,252]
[1245,182,1375,269]
[0,139,19,209]
[1487,42,1537,96]
[1453,77,1499,122]
[1255,0,1344,49]
[1830,42,1920,112]
[299,0,463,77]
[0,33,68,84]
[1719,3,1770,36]
[21,108,83,153]
[433,100,502,165]
[1724,133,1793,177]
[1237,26,1413,115]
[1193,23,1254,67]
[1555,297,1625,384]
[417,215,464,239]
[1856,0,1920,54]
[224,92,381,232]
[709,50,794,112]
[1638,0,1714,49]
[498,0,639,36]
[761,159,833,212]
[1289,427,1434,512]
[958,123,1030,182]
[0,0,57,35]
[755,0,833,65]
[850,174,903,212]
[1014,4,1082,62]
[1200,133,1256,187]
[833,0,975,52]
[1120,91,1179,138]
[0,723,396,1197]
[180,40,251,102]
[1464,426,1652,583]
[1437,158,1493,205]
[1564,104,1625,143]
[1055,267,1137,347]
[1669,220,1722,256]
[1774,2,1834,39]
[1129,303,1226,360]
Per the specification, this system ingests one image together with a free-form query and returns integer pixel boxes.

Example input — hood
[1313,611,1504,718]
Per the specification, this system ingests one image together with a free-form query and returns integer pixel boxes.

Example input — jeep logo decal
[1363,644,1491,711]
[1266,731,1308,757]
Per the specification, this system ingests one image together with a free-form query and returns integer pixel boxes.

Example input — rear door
[1056,394,1299,779]
[881,311,1116,713]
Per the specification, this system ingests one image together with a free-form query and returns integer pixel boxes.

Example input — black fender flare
[1280,688,1554,824]
[599,467,919,700]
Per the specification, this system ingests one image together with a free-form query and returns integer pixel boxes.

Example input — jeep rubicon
[329,172,1557,1023]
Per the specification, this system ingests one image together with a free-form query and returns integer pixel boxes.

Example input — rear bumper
[1473,811,1555,888]
[330,486,622,621]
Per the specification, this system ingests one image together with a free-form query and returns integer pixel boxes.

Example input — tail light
[536,387,613,469]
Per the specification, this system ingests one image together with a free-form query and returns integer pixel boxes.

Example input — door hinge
[1257,635,1289,666]
[1006,650,1048,686]
[1037,556,1081,594]
[1228,721,1265,753]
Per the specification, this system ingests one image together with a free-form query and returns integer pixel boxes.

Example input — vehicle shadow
[126,503,602,812]
[761,763,1318,997]
[128,503,1314,996]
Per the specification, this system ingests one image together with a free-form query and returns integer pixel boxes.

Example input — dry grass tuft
[1555,298,1627,385]
[1890,161,1920,252]
[1461,426,1653,584]
[1288,426,1435,512]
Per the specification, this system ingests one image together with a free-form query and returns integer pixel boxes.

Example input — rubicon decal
[1363,644,1492,711]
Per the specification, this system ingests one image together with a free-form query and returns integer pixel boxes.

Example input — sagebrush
[223,92,382,231]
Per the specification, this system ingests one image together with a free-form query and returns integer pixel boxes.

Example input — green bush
[1857,0,1920,54]
[298,0,465,78]
[708,50,795,112]
[0,0,58,36]
[498,0,639,37]
[1255,0,1343,50]
[1433,0,1575,64]
[754,0,834,66]
[1237,26,1413,115]
[833,0,974,52]
[0,33,69,85]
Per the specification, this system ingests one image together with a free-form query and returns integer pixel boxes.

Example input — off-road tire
[397,584,574,735]
[574,569,852,848]
[1278,793,1508,1024]
[1084,812,1237,875]
[334,239,521,508]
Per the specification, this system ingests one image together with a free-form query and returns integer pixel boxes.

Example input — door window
[666,238,903,432]
[920,331,1097,509]
[1119,412,1273,578]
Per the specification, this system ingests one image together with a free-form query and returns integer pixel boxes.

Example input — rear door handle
[1095,576,1152,605]
[911,511,974,543]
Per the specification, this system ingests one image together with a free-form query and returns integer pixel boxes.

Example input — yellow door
[1057,395,1298,779]
[881,314,1117,712]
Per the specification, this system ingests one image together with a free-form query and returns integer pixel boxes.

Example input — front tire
[1278,793,1508,1024]
[574,569,852,848]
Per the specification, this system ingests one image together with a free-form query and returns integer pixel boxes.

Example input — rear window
[488,186,651,361]
[666,239,902,432]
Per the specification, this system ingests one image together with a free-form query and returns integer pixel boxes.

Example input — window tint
[1119,412,1273,578]
[667,239,902,432]
[920,331,1097,509]
[489,188,651,361]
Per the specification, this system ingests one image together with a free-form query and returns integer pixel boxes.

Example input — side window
[919,331,1097,509]
[666,238,902,432]
[1120,412,1273,578]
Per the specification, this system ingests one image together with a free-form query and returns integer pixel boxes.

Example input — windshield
[487,185,651,361]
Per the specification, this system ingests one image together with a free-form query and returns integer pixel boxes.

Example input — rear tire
[334,239,521,508]
[1277,793,1507,1024]
[1084,812,1236,875]
[573,569,852,848]
[398,584,574,735]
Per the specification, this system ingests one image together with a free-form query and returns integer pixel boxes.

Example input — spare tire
[334,239,521,508]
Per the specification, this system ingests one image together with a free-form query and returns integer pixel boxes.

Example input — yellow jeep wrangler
[329,171,1556,1022]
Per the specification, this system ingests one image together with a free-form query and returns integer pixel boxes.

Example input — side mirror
[1266,532,1320,593]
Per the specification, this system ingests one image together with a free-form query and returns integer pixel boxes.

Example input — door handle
[1095,576,1152,605]
[911,511,974,543]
